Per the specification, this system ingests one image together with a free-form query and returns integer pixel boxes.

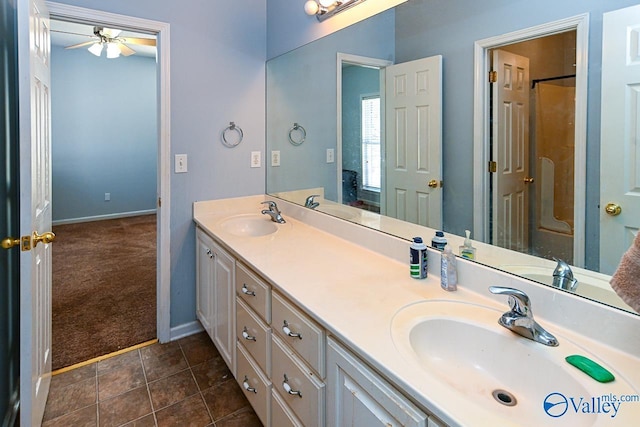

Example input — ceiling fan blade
[65,40,97,50]
[118,43,137,57]
[120,37,156,47]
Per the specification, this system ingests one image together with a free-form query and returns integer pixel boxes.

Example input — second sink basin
[390,300,636,426]
[218,214,280,237]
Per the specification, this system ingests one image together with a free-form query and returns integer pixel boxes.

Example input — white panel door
[491,50,530,251]
[385,55,442,229]
[19,0,53,424]
[600,4,640,274]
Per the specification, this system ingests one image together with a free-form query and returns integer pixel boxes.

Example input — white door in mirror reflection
[492,50,530,252]
[600,4,640,275]
[385,55,442,229]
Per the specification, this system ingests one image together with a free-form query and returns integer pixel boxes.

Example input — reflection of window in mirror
[361,95,381,192]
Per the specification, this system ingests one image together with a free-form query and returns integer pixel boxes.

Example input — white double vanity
[193,195,640,427]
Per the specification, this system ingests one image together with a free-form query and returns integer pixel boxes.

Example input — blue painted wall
[51,46,157,223]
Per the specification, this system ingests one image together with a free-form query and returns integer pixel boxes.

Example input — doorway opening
[473,14,588,267]
[46,2,171,364]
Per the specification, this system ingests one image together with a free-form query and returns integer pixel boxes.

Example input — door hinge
[488,161,497,173]
[489,70,497,83]
[158,197,162,208]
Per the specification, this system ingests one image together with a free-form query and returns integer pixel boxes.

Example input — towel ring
[222,122,243,148]
[288,123,306,146]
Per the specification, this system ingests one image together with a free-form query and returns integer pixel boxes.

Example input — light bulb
[88,43,103,56]
[304,0,319,15]
[106,43,121,59]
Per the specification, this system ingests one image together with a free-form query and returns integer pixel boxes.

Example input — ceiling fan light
[88,43,103,57]
[304,0,320,15]
[106,43,121,59]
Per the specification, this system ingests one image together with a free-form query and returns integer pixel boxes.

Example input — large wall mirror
[266,0,640,315]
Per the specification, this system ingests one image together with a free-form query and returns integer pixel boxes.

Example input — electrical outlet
[251,151,261,168]
[175,154,188,173]
[271,150,281,167]
[326,148,335,163]
[104,192,111,201]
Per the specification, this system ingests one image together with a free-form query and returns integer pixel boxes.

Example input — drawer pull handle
[243,376,257,394]
[282,374,302,398]
[206,248,213,259]
[282,320,302,339]
[241,284,256,296]
[242,327,257,342]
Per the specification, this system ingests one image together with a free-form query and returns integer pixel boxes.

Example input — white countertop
[193,195,640,427]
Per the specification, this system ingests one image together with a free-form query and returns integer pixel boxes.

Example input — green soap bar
[565,355,615,383]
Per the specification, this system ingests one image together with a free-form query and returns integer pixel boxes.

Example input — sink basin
[218,214,280,237]
[391,300,636,426]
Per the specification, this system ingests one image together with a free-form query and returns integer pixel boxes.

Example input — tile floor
[42,332,262,427]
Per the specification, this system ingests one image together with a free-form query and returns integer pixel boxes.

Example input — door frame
[472,14,589,267]
[46,2,172,342]
[336,53,392,207]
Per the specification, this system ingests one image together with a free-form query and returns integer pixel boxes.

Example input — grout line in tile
[138,348,159,427]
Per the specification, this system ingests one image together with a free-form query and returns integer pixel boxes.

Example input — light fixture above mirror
[304,0,368,22]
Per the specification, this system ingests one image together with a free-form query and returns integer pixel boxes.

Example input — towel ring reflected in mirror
[222,121,243,148]
[288,123,306,146]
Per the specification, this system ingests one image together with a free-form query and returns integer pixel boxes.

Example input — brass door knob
[32,231,55,247]
[1,237,20,250]
[428,179,439,188]
[605,203,621,216]
[524,177,535,184]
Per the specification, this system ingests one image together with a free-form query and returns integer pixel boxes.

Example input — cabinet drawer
[236,297,271,376]
[271,335,325,427]
[271,388,304,427]
[236,342,271,426]
[272,292,325,377]
[236,262,271,323]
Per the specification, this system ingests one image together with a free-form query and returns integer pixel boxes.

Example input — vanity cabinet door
[326,337,429,427]
[211,240,236,374]
[196,228,215,336]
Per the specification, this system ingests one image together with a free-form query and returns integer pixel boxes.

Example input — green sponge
[565,355,615,383]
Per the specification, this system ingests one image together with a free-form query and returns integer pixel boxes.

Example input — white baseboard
[169,320,204,342]
[53,209,157,226]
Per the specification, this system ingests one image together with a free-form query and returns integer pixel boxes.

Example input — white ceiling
[50,19,157,58]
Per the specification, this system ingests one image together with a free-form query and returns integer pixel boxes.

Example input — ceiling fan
[56,26,156,58]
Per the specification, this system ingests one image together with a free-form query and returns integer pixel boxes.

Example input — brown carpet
[52,215,157,370]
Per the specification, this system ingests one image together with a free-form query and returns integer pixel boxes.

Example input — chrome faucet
[552,258,578,291]
[489,286,558,346]
[304,194,320,209]
[261,201,286,223]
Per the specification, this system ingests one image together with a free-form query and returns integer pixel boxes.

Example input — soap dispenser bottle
[459,230,477,260]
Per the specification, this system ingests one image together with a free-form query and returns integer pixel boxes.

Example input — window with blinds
[361,95,381,191]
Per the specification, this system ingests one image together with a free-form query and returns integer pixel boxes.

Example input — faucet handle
[489,286,531,317]
[261,200,278,211]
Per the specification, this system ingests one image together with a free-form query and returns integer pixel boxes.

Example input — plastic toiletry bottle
[410,237,428,279]
[459,229,477,260]
[440,246,458,291]
[431,231,447,251]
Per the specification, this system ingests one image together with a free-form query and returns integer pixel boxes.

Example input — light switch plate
[175,154,188,173]
[251,151,261,168]
[326,148,335,163]
[271,150,281,167]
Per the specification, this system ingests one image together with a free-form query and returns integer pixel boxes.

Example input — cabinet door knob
[241,284,256,296]
[242,327,256,342]
[282,374,302,398]
[282,320,302,339]
[242,376,257,394]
